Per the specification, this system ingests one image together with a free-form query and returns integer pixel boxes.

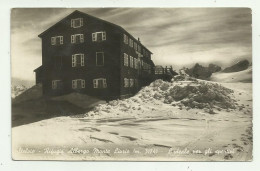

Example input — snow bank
[86,75,238,117]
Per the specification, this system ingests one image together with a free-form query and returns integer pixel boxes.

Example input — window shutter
[124,78,126,87]
[72,80,76,89]
[124,78,129,87]
[132,56,133,68]
[82,80,85,88]
[124,53,128,66]
[130,56,133,68]
[81,54,84,66]
[103,79,107,88]
[93,79,97,88]
[92,33,96,42]
[102,52,104,66]
[80,34,84,43]
[130,56,132,68]
[80,18,83,26]
[60,36,63,44]
[123,34,128,44]
[102,32,106,40]
[71,19,74,27]
[72,55,76,67]
[51,37,55,45]
[71,35,75,43]
[52,81,55,89]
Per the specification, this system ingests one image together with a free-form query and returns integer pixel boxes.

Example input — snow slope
[210,67,252,83]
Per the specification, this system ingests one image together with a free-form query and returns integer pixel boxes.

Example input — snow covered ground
[12,78,252,161]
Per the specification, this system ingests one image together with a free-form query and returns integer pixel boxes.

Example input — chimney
[138,37,140,42]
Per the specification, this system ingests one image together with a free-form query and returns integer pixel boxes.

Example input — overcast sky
[11,8,252,81]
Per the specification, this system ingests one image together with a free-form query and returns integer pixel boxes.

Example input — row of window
[123,53,151,73]
[51,31,106,45]
[123,53,138,69]
[123,34,150,58]
[52,78,139,90]
[52,78,107,90]
[124,78,138,88]
[155,68,164,75]
[55,52,104,68]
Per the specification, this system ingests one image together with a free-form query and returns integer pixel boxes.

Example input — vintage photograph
[11,8,252,161]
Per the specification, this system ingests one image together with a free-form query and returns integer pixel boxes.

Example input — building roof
[38,10,152,54]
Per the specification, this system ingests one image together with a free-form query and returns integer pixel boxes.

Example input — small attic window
[71,18,83,28]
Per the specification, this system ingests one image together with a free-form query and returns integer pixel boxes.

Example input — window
[71,18,83,28]
[92,31,106,42]
[138,45,141,52]
[134,42,137,51]
[124,78,129,88]
[130,56,134,68]
[129,39,133,47]
[52,80,62,89]
[146,51,150,58]
[143,49,146,55]
[124,53,128,66]
[71,34,84,43]
[72,54,84,67]
[134,58,138,69]
[93,78,107,88]
[72,79,85,89]
[143,62,149,72]
[130,79,134,87]
[148,64,151,73]
[51,36,63,45]
[155,68,164,74]
[143,63,151,73]
[123,34,128,44]
[96,52,104,66]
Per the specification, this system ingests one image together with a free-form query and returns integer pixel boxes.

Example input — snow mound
[12,84,42,104]
[86,75,237,117]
